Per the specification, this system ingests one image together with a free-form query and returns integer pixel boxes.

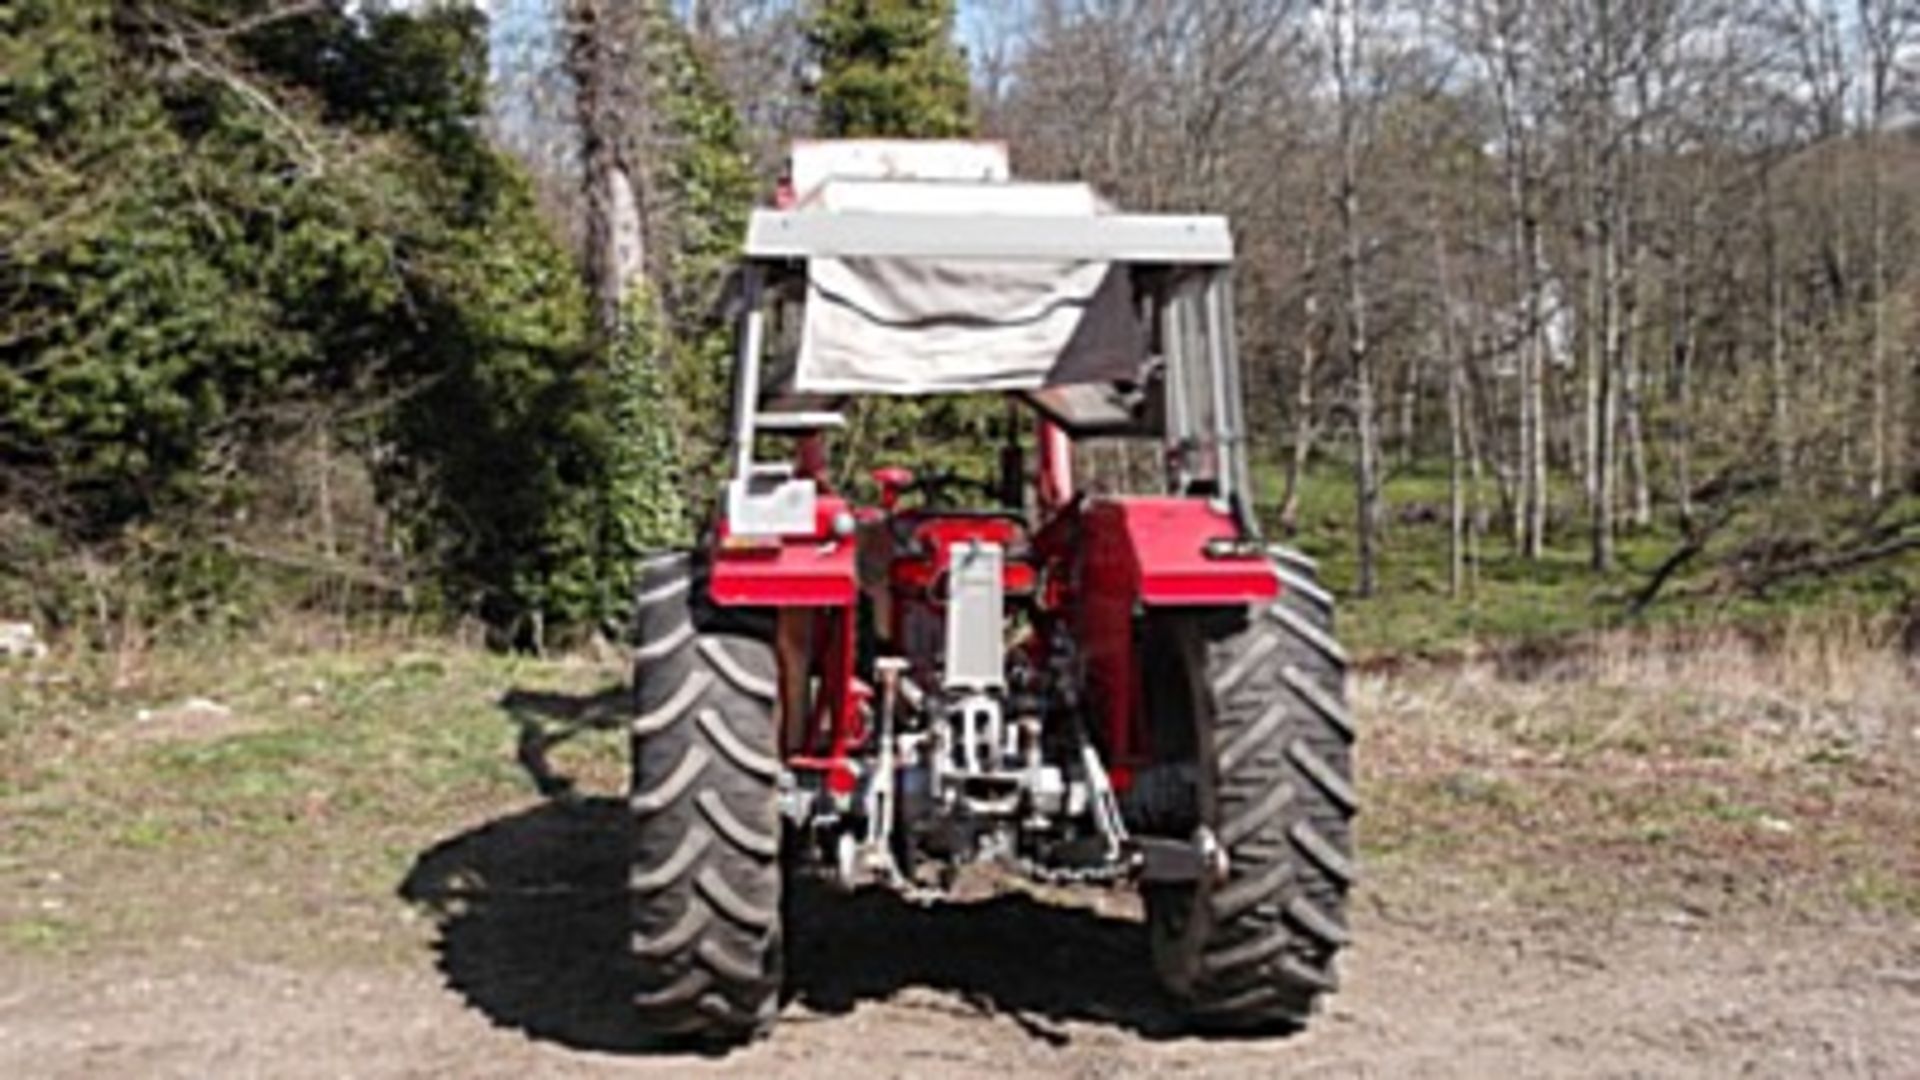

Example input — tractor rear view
[628,141,1354,1043]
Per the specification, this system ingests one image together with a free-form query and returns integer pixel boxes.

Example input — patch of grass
[1845,868,1920,918]
[1696,795,1770,826]
[1,568,1912,972]
[2,914,81,953]
[0,632,627,966]
[113,816,174,851]
[1358,633,1920,920]
[1262,458,1918,659]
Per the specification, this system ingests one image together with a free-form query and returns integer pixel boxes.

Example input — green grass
[1846,867,1920,918]
[0,616,1911,967]
[1262,458,1918,658]
[3,913,80,952]
[0,637,627,960]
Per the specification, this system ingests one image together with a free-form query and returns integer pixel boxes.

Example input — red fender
[707,496,861,789]
[1080,497,1278,606]
[1075,497,1279,778]
[708,496,859,607]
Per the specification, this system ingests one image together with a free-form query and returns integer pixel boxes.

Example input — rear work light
[719,534,783,554]
[1203,537,1266,560]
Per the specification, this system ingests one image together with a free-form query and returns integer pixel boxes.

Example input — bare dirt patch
[1,888,1914,1079]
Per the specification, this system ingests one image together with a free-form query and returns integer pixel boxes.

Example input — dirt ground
[3,635,1917,1077]
[1,797,1916,1079]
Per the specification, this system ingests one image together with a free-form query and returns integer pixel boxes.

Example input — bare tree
[1450,0,1555,558]
[978,0,1918,601]
[565,0,652,341]
[1856,0,1919,499]
[1319,0,1386,595]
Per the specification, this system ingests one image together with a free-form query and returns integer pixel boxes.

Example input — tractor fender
[1079,497,1280,607]
[709,497,860,607]
[1074,496,1281,776]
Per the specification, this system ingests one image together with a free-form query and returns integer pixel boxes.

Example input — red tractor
[628,142,1353,1042]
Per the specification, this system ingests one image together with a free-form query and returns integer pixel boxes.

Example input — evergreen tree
[802,0,1000,486]
[807,0,973,138]
[633,4,758,510]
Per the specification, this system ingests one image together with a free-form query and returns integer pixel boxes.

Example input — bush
[0,0,665,644]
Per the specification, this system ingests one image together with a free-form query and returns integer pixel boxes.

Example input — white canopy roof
[760,178,1226,396]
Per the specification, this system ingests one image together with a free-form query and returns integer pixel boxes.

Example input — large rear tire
[628,553,783,1043]
[1143,551,1355,1030]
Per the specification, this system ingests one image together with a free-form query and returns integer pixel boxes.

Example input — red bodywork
[1078,498,1277,606]
[705,455,1278,796]
[887,515,1035,602]
[711,496,861,785]
[1053,498,1277,782]
[709,495,858,607]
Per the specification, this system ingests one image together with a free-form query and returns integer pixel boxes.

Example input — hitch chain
[1014,826,1227,888]
[1014,855,1132,887]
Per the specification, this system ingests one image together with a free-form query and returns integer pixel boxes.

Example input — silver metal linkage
[730,267,766,483]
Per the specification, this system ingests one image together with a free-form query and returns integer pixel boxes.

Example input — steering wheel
[877,466,1031,554]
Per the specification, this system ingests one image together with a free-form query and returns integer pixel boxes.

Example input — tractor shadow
[497,683,633,800]
[398,798,1193,1055]
[398,798,653,1053]
[783,875,1185,1043]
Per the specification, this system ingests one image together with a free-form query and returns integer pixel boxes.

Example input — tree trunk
[567,0,648,344]
[1490,29,1538,558]
[1447,350,1466,597]
[1464,362,1485,594]
[1399,344,1421,465]
[1672,263,1696,527]
[687,0,722,39]
[1350,242,1381,598]
[1584,206,1602,526]
[1279,255,1321,533]
[1514,273,1534,555]
[1867,116,1889,501]
[1331,2,1380,597]
[1622,255,1651,530]
[1592,220,1617,572]
[1431,210,1466,597]
[1589,36,1619,574]
[1764,167,1792,489]
[1525,223,1549,559]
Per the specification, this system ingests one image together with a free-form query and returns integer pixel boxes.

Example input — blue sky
[958,0,1029,58]
[488,1,1020,74]
[483,0,1015,149]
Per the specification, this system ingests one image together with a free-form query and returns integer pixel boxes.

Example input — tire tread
[628,553,783,1044]
[1147,559,1355,1031]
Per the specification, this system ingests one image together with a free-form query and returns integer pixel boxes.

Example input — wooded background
[5,0,1917,651]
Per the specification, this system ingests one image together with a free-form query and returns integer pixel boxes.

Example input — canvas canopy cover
[789,180,1151,396]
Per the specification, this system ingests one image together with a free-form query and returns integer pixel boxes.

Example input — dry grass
[1361,616,1920,922]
